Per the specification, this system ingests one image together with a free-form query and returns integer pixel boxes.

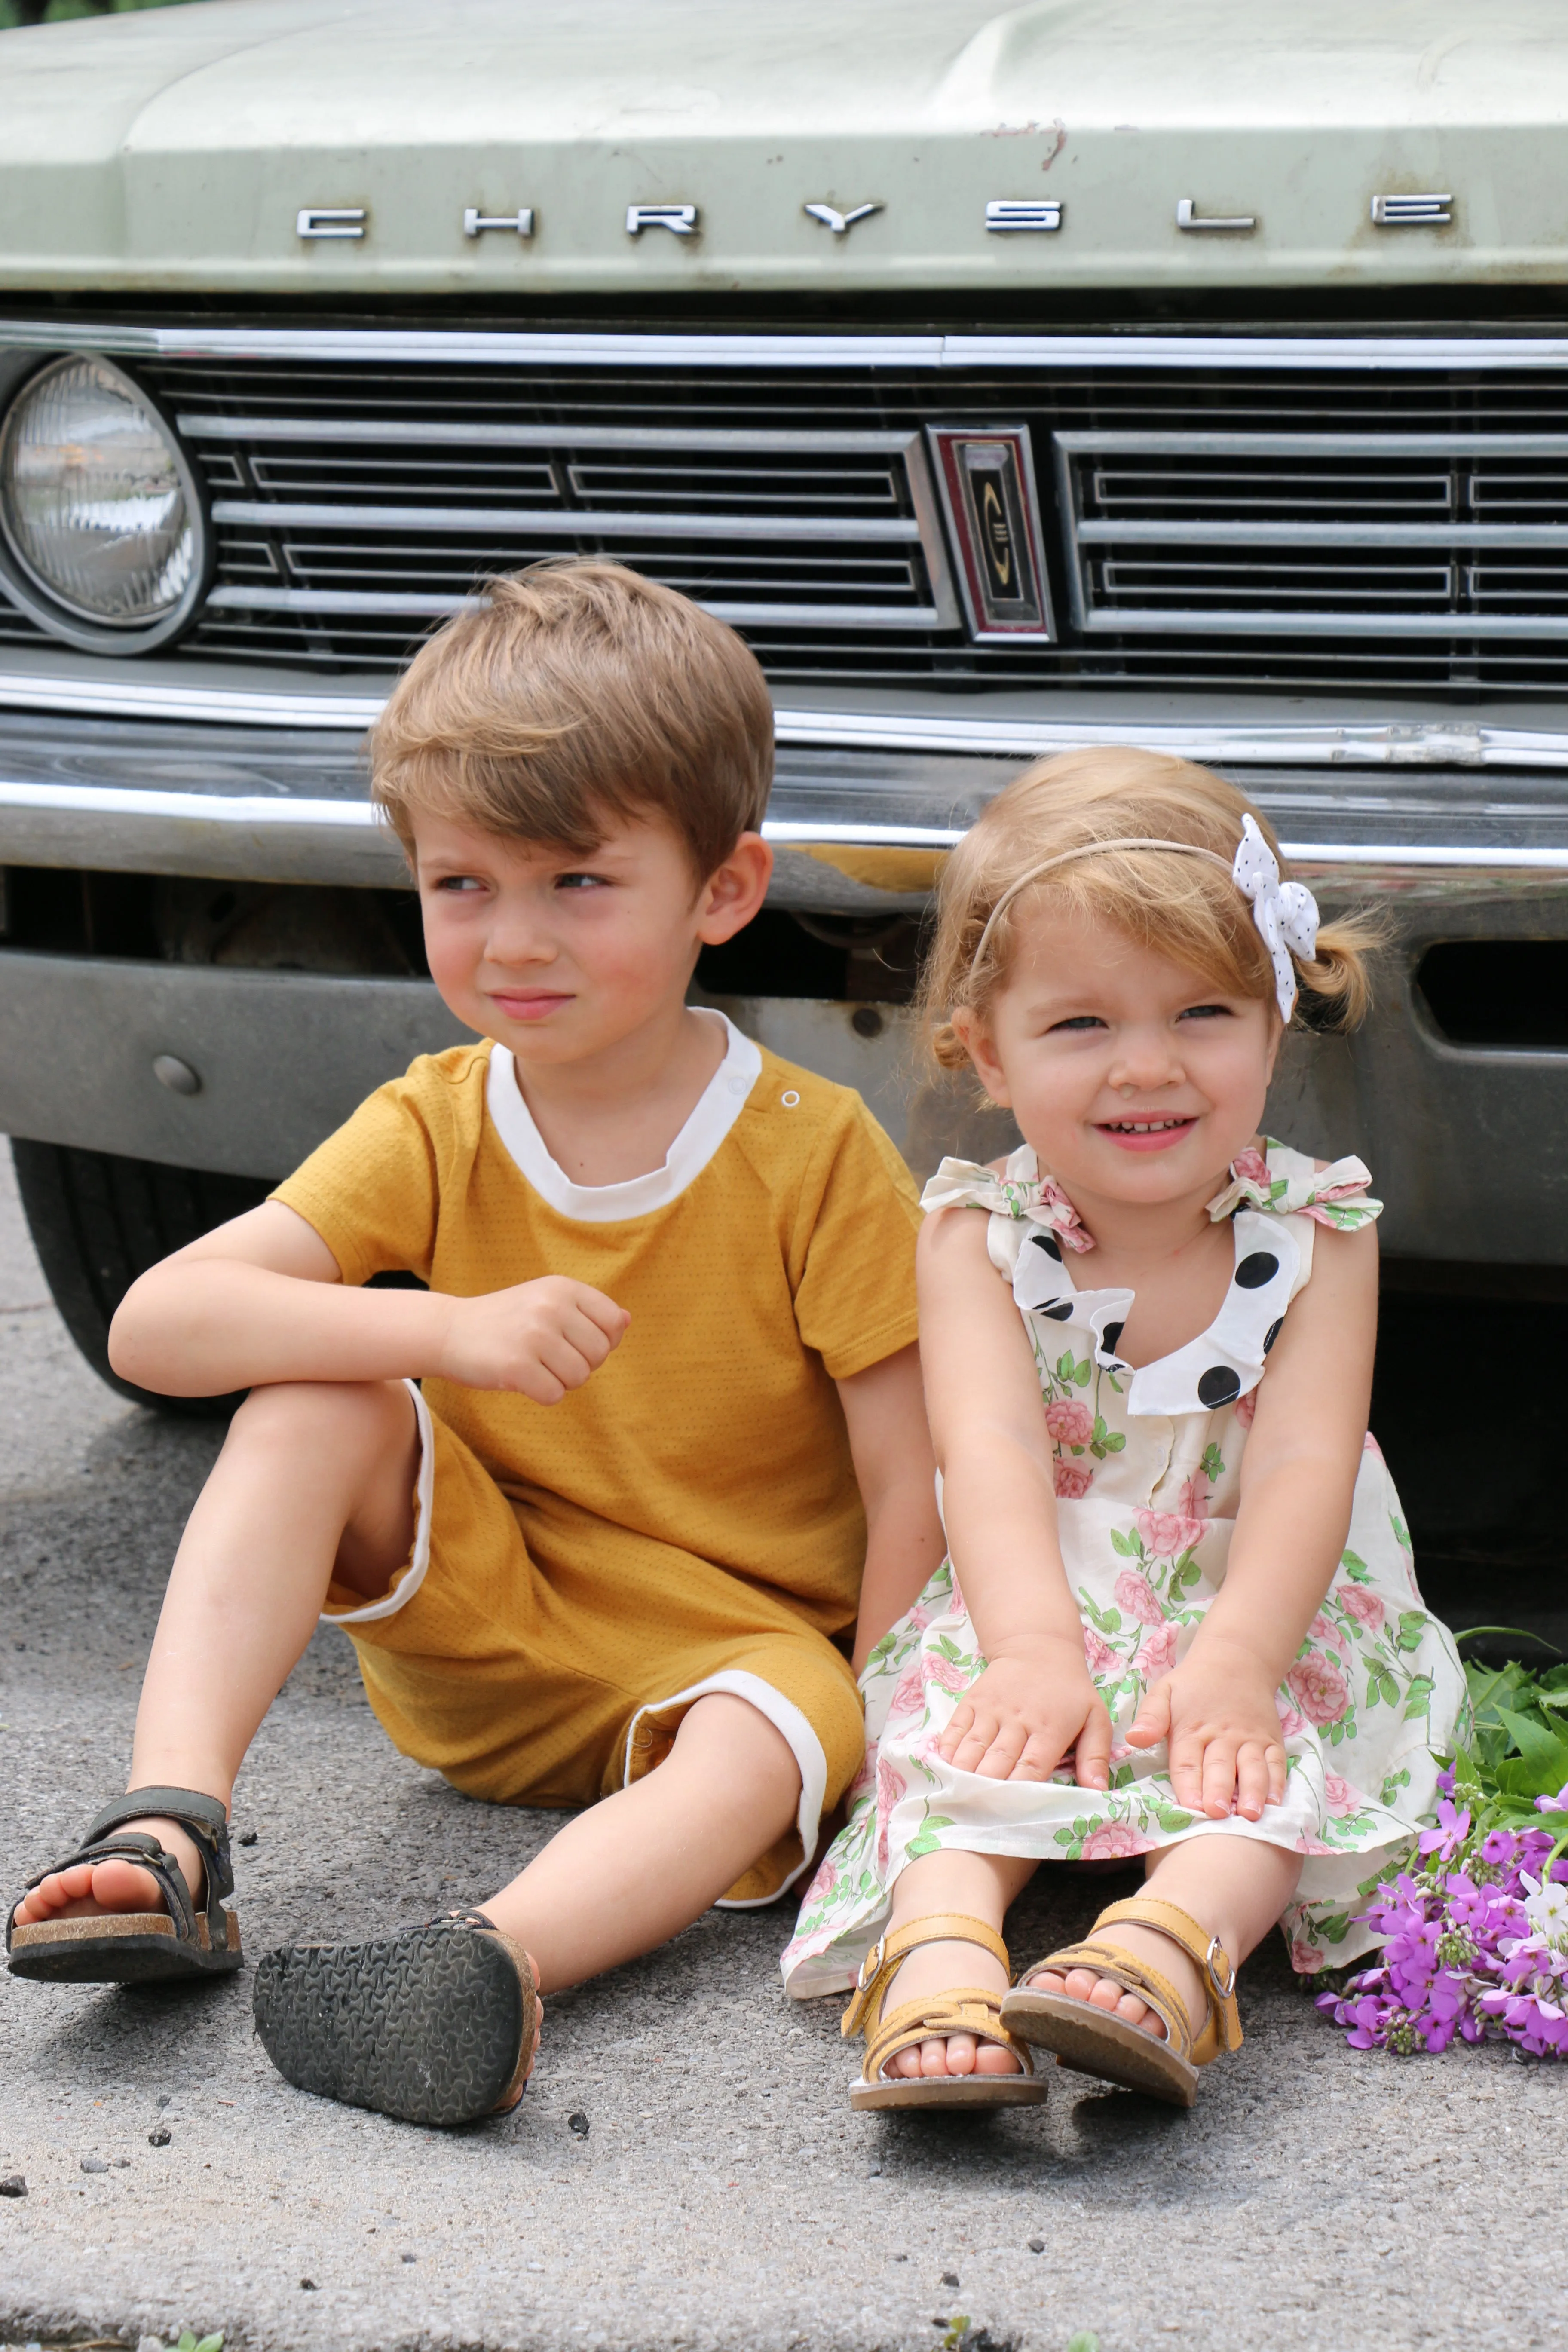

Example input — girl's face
[957,902,1280,1210]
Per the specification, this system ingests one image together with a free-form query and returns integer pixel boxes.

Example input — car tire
[10,1140,274,1416]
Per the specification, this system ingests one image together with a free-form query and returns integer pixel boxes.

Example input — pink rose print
[1134,1509,1207,1560]
[922,1650,973,1699]
[1322,1773,1358,1817]
[1054,1459,1094,1501]
[1108,1738,1133,1765]
[1231,1145,1271,1188]
[1035,1175,1095,1254]
[1340,1585,1385,1635]
[1177,1470,1211,1521]
[906,1601,933,1635]
[1139,1621,1179,1681]
[1232,1386,1257,1429]
[1275,1703,1309,1739]
[1113,1569,1164,1628]
[802,1853,839,1907]
[1290,1938,1324,1974]
[1084,1626,1120,1677]
[1081,1822,1151,1861]
[885,1660,927,1725]
[874,1755,907,1874]
[1293,1834,1335,1856]
[1044,1398,1094,1448]
[1286,1653,1351,1727]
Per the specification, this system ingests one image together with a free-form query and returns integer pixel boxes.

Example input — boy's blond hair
[919,746,1378,1070]
[371,560,774,876]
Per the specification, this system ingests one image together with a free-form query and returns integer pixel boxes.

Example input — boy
[7,562,943,2126]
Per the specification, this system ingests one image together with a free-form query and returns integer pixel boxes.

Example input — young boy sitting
[7,560,943,2127]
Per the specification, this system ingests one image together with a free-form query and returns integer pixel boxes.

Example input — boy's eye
[554,870,612,892]
[430,873,485,894]
[1048,1014,1106,1034]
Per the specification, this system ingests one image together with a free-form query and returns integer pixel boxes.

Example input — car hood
[0,0,1565,295]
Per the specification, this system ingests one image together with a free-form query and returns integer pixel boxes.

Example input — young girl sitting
[782,747,1467,2111]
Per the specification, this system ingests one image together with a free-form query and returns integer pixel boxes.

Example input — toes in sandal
[252,1908,538,2129]
[842,1911,1048,2111]
[1001,1893,1242,2108]
[6,1786,241,1985]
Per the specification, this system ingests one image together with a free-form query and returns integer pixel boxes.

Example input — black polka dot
[1102,1320,1125,1355]
[1041,1301,1074,1322]
[1198,1365,1242,1408]
[1263,1317,1283,1355]
[1030,1231,1063,1262]
[1235,1250,1280,1290]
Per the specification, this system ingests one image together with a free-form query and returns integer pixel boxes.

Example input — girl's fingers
[976,1723,1027,1781]
[1234,1740,1273,1822]
[1200,1737,1240,1818]
[1073,1706,1113,1794]
[1014,1730,1066,1785]
[1266,1741,1289,1806]
[1126,1682,1172,1749]
[936,1703,977,1761]
[1166,1733,1205,1809]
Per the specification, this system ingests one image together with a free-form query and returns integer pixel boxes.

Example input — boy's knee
[229,1377,413,1463]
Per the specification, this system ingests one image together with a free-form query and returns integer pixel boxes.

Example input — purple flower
[1418,1800,1472,1863]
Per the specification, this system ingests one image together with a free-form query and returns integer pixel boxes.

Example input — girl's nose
[1109,1044,1183,1094]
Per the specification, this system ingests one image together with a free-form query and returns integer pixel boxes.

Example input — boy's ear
[695,830,772,945]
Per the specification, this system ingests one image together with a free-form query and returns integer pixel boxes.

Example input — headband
[968,814,1319,1023]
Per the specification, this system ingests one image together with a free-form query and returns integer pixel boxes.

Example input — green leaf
[904,1831,942,1859]
[1203,1442,1225,1482]
[1395,1610,1429,1654]
[1066,2335,1102,2352]
[1073,1357,1091,1387]
[1109,1527,1136,1556]
[1402,1674,1435,1721]
[1107,1372,1124,1394]
[1089,1441,1106,1460]
[1494,1708,1568,1792]
[1055,1351,1075,1381]
[194,2337,224,2352]
[177,2336,196,2352]
[1339,1548,1370,1583]
[1105,1430,1127,1452]
[1391,1513,1412,1553]
[1317,1910,1352,1944]
[1155,1804,1194,1832]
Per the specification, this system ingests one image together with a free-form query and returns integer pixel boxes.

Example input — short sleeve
[269,1054,467,1287]
[790,1097,923,1381]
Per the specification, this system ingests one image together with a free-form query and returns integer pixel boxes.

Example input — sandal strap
[8,1832,200,1952]
[1093,1896,1243,2060]
[1020,1936,1198,2062]
[7,1787,234,1953]
[863,1988,1037,2086]
[841,1913,1011,2041]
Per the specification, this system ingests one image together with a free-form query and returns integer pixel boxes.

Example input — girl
[782,748,1467,2111]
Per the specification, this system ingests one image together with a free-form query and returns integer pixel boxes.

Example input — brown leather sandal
[7,1787,240,1984]
[842,1911,1048,2110]
[1001,1893,1243,2108]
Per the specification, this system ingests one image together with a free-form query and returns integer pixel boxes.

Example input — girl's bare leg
[869,1848,1038,2079]
[478,1692,802,1994]
[13,1379,419,1926]
[1021,1834,1303,2039]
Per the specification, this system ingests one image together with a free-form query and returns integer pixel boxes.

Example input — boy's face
[411,808,769,1066]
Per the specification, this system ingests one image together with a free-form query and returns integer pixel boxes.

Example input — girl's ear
[951,1005,1012,1107]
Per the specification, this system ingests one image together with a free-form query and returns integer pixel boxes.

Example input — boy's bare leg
[478,1692,802,1994]
[13,1379,419,1927]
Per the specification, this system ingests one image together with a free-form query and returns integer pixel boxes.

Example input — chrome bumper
[2,699,1568,1262]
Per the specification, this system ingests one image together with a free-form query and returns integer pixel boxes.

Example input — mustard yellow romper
[270,1014,923,1905]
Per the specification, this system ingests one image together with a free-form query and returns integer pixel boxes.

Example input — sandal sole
[1001,1989,1199,2107]
[252,1926,531,2128]
[7,1909,242,1984]
[849,2073,1048,2111]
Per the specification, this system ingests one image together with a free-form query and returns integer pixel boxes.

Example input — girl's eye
[1178,1003,1233,1023]
[1048,1014,1106,1034]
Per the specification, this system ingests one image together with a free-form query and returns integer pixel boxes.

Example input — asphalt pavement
[2,1138,1566,2352]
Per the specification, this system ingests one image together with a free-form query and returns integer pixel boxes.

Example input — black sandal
[253,1909,538,2128]
[6,1786,241,1984]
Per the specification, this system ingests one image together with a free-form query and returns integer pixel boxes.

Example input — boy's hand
[1125,1636,1287,1821]
[437,1277,629,1401]
[935,1638,1112,1788]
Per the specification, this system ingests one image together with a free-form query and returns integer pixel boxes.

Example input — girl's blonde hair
[920,747,1378,1072]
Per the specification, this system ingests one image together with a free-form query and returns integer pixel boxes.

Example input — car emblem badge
[626,204,699,237]
[803,202,884,236]
[926,426,1055,643]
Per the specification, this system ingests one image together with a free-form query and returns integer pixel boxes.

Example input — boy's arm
[835,1342,946,1673]
[108,1200,628,1401]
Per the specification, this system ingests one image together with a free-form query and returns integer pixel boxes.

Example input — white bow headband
[968,814,1320,1023]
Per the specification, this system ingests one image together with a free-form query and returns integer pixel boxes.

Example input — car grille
[9,335,1568,694]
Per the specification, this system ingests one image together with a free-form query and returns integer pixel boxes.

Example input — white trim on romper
[321,1378,435,1626]
[621,1671,829,1909]
[485,1009,763,1222]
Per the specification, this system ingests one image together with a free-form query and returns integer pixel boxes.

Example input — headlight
[0,354,205,644]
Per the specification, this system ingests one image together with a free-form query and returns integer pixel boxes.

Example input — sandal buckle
[857,1936,885,1992]
[1204,1934,1237,2003]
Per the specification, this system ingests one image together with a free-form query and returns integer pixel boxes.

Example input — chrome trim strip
[3,776,1566,886]
[6,666,1568,766]
[178,415,927,453]
[1079,610,1568,638]
[203,584,947,629]
[1075,521,1568,547]
[9,323,1568,371]
[208,498,924,543]
[1056,430,1568,457]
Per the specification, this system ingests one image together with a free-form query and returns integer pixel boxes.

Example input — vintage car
[0,0,1565,1405]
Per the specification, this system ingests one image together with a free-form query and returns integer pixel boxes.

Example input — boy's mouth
[1096,1114,1198,1152]
[489,988,575,1023]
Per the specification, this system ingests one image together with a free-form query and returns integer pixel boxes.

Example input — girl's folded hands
[1125,1635,1289,1822]
[934,1637,1113,1787]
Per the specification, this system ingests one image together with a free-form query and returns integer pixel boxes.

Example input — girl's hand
[436,1277,630,1400]
[936,1639,1112,1788]
[1125,1637,1287,1821]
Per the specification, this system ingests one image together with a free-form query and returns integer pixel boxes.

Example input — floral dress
[781,1140,1468,1997]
